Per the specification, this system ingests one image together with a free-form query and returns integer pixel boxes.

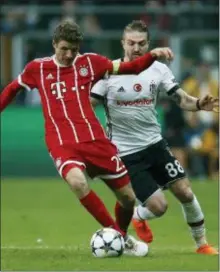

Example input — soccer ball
[90,228,125,257]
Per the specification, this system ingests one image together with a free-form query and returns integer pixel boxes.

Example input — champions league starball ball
[90,228,125,257]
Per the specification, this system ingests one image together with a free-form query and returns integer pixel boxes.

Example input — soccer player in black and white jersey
[90,20,219,255]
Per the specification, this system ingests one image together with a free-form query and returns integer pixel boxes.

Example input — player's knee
[170,178,194,203]
[178,187,194,203]
[68,178,89,198]
[65,167,89,198]
[146,195,168,217]
[149,201,168,217]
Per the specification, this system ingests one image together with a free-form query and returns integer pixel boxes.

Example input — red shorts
[49,138,129,189]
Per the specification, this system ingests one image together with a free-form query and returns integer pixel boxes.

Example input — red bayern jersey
[17,53,111,148]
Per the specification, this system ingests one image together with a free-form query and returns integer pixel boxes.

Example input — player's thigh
[49,144,86,179]
[150,140,186,189]
[122,153,160,204]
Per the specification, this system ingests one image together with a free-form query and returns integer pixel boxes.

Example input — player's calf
[132,189,167,244]
[64,167,126,235]
[111,178,136,234]
[170,178,217,251]
[113,182,136,209]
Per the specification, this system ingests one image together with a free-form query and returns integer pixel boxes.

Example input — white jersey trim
[18,74,31,91]
[86,56,94,81]
[57,66,79,143]
[59,160,86,178]
[40,62,63,145]
[97,169,128,180]
[73,56,95,141]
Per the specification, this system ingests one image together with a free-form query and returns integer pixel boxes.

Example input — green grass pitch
[1,178,219,271]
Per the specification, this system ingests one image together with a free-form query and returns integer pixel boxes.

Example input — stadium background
[1,1,219,271]
[1,0,219,180]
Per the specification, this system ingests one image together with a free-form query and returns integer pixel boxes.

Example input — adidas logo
[117,86,125,92]
[46,73,54,80]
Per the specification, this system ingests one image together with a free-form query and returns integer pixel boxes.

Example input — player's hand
[150,47,174,61]
[198,94,219,112]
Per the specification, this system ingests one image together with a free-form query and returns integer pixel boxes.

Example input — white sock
[133,205,156,221]
[181,195,207,248]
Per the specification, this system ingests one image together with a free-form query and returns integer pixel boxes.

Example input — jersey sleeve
[159,64,180,95]
[90,79,108,101]
[88,54,112,80]
[17,61,37,91]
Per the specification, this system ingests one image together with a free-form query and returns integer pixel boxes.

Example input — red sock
[80,190,125,236]
[115,201,134,234]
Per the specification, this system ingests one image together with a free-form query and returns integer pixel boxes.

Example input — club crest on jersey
[79,67,89,77]
[133,83,142,92]
[150,80,157,94]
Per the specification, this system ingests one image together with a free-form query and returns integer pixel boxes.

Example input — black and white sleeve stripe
[167,85,180,96]
[90,93,104,101]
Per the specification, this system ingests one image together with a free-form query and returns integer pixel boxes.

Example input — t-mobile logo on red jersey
[51,81,67,99]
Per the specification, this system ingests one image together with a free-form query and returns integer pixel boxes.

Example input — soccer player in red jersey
[0,21,173,255]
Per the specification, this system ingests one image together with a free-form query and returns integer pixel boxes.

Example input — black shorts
[121,139,186,203]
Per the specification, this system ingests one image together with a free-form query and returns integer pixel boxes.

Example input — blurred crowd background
[1,0,219,180]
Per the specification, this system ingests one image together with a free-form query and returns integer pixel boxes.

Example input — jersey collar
[52,54,82,67]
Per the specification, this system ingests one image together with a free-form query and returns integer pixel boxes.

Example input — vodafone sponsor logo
[116,98,153,106]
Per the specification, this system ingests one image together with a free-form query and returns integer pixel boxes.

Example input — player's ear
[52,40,56,49]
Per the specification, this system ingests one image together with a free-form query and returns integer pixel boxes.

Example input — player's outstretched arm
[0,80,22,112]
[1,61,37,112]
[171,88,219,112]
[112,47,174,75]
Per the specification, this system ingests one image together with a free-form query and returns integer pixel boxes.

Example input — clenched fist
[150,47,174,61]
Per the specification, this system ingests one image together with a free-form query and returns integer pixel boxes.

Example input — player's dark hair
[53,21,83,44]
[123,20,150,41]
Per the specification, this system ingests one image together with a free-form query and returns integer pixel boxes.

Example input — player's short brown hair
[123,20,150,41]
[53,21,83,44]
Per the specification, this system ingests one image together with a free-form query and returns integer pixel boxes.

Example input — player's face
[53,40,80,66]
[122,31,149,61]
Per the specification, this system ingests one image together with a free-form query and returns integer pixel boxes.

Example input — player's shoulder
[150,61,170,74]
[25,56,54,70]
[34,56,53,62]
[83,52,98,57]
[77,52,97,61]
[82,52,109,62]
